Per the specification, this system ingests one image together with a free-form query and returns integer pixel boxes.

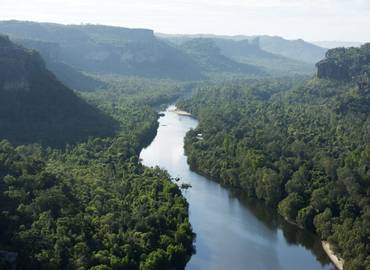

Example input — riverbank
[322,241,344,270]
[168,107,193,116]
[141,106,336,270]
[182,110,342,270]
[187,145,345,270]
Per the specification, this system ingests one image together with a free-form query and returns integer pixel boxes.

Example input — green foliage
[0,98,194,269]
[0,21,203,80]
[278,193,305,221]
[15,37,104,91]
[179,38,263,77]
[211,38,315,75]
[160,34,320,75]
[257,36,326,63]
[0,36,116,147]
[317,43,370,83]
[0,49,195,268]
[82,75,193,108]
[178,76,370,269]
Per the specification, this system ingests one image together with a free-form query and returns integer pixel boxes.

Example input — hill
[15,38,104,91]
[257,36,327,63]
[0,21,323,80]
[0,35,116,147]
[0,20,203,80]
[317,44,370,82]
[179,38,263,77]
[159,33,321,74]
[212,38,314,75]
[157,33,327,64]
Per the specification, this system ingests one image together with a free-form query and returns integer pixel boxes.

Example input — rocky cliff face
[316,44,370,83]
[316,58,350,81]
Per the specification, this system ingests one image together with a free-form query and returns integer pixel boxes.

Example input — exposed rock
[316,59,350,81]
[316,43,370,88]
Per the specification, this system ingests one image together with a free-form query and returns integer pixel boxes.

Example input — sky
[0,0,369,42]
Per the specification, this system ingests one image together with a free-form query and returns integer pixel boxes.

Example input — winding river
[140,106,336,270]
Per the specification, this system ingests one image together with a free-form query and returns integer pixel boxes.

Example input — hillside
[257,36,327,63]
[0,21,325,80]
[159,33,321,74]
[16,38,103,91]
[212,38,314,75]
[0,20,203,80]
[158,33,327,64]
[0,35,116,147]
[179,38,263,77]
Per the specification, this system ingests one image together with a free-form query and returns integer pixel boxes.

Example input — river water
[140,106,336,270]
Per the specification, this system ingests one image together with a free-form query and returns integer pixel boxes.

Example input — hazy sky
[1,0,369,41]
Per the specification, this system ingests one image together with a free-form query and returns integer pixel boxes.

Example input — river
[140,106,336,270]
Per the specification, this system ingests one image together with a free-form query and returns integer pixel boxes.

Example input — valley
[0,17,369,270]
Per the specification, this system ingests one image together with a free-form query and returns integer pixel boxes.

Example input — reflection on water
[140,106,336,270]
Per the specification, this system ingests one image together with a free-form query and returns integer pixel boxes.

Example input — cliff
[316,43,370,83]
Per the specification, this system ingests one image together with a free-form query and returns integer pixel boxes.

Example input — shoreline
[321,241,344,270]
[186,147,346,270]
[168,107,193,116]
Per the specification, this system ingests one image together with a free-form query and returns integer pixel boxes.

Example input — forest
[177,44,370,270]
[0,20,323,83]
[0,35,116,147]
[0,37,195,270]
[0,84,195,270]
[1,17,369,270]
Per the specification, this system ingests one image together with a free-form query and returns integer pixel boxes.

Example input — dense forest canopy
[0,35,195,269]
[0,18,368,270]
[0,100,195,269]
[177,45,370,270]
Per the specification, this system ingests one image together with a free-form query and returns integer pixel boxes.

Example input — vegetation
[178,38,263,77]
[0,20,323,81]
[0,36,195,269]
[178,52,370,269]
[16,38,104,91]
[257,36,326,63]
[1,18,368,270]
[0,114,194,269]
[193,38,314,75]
[0,20,203,80]
[0,35,116,147]
[317,43,370,82]
[160,35,316,76]
[82,75,194,108]
[159,33,325,70]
